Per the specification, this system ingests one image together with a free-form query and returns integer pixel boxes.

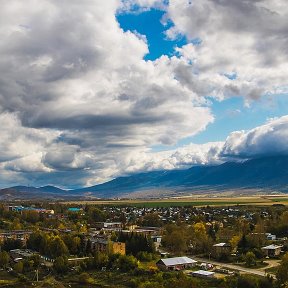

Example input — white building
[191,270,215,278]
[156,256,197,271]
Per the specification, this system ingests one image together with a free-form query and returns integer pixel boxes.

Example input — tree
[188,222,209,253]
[49,236,69,258]
[162,230,187,254]
[244,252,256,267]
[22,210,39,223]
[63,235,81,255]
[116,255,138,272]
[30,254,41,268]
[89,208,107,222]
[14,261,24,273]
[230,235,241,249]
[141,213,161,227]
[0,251,9,268]
[53,256,68,274]
[276,252,288,286]
[3,238,23,251]
[238,235,249,253]
[237,275,258,288]
[10,218,22,230]
[93,252,109,269]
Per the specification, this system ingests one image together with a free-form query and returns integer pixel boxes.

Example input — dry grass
[61,195,288,207]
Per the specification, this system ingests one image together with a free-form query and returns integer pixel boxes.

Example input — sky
[0,0,287,189]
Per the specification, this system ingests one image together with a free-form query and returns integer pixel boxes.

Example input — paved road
[192,257,278,279]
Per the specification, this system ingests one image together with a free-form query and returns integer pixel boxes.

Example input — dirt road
[192,257,279,279]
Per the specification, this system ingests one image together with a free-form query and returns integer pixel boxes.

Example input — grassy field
[62,195,288,208]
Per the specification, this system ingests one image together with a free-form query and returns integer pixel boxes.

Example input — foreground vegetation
[1,199,288,287]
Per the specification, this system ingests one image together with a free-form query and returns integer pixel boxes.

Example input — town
[0,201,288,287]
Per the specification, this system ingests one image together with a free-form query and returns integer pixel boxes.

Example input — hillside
[1,156,288,199]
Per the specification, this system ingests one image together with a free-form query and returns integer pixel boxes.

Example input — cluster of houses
[0,230,32,245]
[6,205,54,215]
[213,241,283,258]
[86,221,163,254]
[1,204,287,280]
[97,205,275,225]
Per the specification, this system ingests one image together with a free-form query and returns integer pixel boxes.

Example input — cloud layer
[0,0,287,188]
[165,0,288,103]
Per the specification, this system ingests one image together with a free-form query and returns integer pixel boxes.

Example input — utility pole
[36,269,39,282]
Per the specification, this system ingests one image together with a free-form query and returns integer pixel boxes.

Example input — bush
[244,252,256,267]
[115,255,138,272]
[136,251,154,262]
[53,256,68,274]
[18,274,29,283]
[78,272,94,284]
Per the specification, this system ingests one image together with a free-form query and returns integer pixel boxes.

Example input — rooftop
[262,244,283,250]
[158,256,197,266]
[213,242,230,247]
[191,270,215,276]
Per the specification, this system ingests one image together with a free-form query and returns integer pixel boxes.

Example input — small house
[266,233,276,241]
[261,244,282,257]
[213,242,232,258]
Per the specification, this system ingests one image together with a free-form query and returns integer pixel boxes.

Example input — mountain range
[1,155,288,200]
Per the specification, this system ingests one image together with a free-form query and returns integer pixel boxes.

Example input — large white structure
[156,256,197,270]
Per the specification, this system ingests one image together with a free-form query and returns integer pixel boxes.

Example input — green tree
[0,251,9,268]
[93,252,109,269]
[78,272,94,284]
[89,208,107,222]
[14,261,24,273]
[10,218,22,230]
[276,252,288,286]
[162,225,187,254]
[53,256,68,274]
[3,239,22,251]
[244,252,256,267]
[141,213,162,227]
[30,254,41,268]
[115,255,138,272]
[27,232,44,252]
[22,210,39,223]
[49,236,69,258]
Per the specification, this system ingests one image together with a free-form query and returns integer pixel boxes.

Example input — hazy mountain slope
[1,156,288,199]
[73,156,288,197]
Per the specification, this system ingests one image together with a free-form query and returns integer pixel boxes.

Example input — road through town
[192,257,279,279]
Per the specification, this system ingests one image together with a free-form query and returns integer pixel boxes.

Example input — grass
[236,261,269,269]
[0,279,16,285]
[129,201,262,208]
[265,266,279,274]
[62,195,288,208]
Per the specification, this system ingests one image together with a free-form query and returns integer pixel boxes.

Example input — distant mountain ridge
[1,155,288,200]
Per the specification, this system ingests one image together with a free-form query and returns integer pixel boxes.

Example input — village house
[212,242,232,258]
[151,235,162,251]
[156,256,197,271]
[261,244,283,257]
[0,230,32,245]
[266,233,276,241]
[6,205,54,215]
[9,249,38,262]
[88,235,126,255]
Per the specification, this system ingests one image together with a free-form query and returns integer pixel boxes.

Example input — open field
[61,195,288,207]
